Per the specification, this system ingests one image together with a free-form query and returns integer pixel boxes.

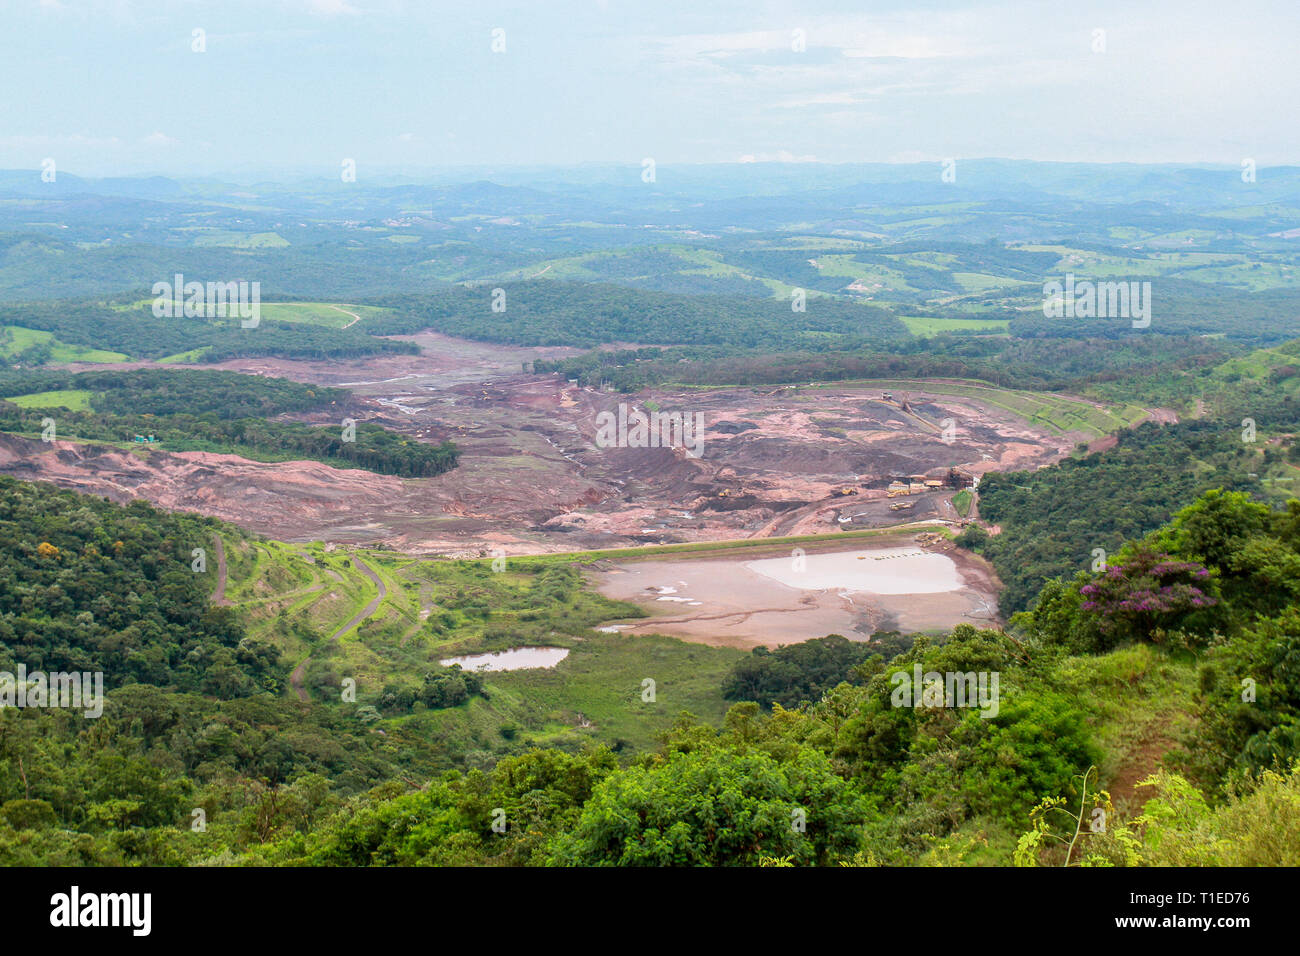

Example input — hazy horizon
[6,156,1295,178]
[4,0,1297,177]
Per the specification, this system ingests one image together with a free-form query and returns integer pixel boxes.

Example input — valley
[26,329,1156,561]
[0,325,1162,645]
[1,149,1297,874]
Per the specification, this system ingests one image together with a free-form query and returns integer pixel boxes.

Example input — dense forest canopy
[0,368,459,478]
[0,477,266,695]
[367,281,910,348]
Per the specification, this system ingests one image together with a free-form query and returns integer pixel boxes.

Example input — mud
[34,333,1101,557]
[588,533,1002,648]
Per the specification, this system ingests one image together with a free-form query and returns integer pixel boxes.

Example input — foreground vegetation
[2,472,1297,865]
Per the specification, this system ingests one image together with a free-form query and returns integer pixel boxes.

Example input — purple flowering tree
[1079,547,1217,644]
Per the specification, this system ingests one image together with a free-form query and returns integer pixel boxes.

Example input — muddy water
[588,542,999,648]
[745,547,964,594]
[439,647,570,671]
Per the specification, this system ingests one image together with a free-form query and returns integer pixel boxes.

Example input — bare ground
[30,333,1118,561]
[588,532,1003,648]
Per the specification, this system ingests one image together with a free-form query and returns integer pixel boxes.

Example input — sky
[2,0,1297,178]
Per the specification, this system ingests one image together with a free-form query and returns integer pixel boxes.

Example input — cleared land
[7,388,93,410]
[587,531,1000,647]
[802,377,1152,436]
[257,301,393,329]
[896,316,1011,335]
[0,333,1160,557]
[214,533,739,752]
[0,325,129,363]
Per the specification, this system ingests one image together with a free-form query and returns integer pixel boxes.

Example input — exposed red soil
[1108,733,1177,811]
[29,334,1136,557]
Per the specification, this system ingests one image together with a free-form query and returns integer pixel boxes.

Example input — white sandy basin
[745,547,964,594]
[439,646,570,671]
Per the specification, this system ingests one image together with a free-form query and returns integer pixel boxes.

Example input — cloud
[0,133,123,148]
[889,150,945,163]
[841,35,965,59]
[772,92,863,109]
[646,18,973,67]
[142,131,178,147]
[738,151,818,164]
[300,0,360,15]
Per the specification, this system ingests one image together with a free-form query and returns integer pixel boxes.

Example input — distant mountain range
[5,160,1300,209]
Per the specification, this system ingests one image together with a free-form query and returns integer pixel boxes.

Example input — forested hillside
[966,348,1300,613]
[0,477,267,694]
[0,369,459,478]
[2,479,1297,866]
[970,422,1270,612]
[367,281,909,348]
[0,300,415,364]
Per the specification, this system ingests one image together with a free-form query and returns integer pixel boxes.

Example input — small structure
[946,467,977,488]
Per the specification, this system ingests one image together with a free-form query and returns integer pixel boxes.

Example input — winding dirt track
[288,556,386,702]
[210,534,231,606]
[328,304,363,329]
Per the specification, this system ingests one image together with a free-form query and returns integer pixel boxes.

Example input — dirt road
[289,556,387,702]
[210,534,232,606]
[328,305,363,329]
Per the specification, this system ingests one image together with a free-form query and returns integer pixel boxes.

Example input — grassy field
[6,388,94,410]
[1057,644,1198,805]
[897,316,1011,335]
[214,533,748,755]
[191,230,289,248]
[1206,339,1300,394]
[157,347,211,363]
[258,301,393,328]
[506,523,953,568]
[0,326,129,363]
[103,299,392,334]
[489,633,741,751]
[801,377,1148,437]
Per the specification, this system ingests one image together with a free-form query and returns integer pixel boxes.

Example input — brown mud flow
[28,333,1102,558]
[587,532,1002,648]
